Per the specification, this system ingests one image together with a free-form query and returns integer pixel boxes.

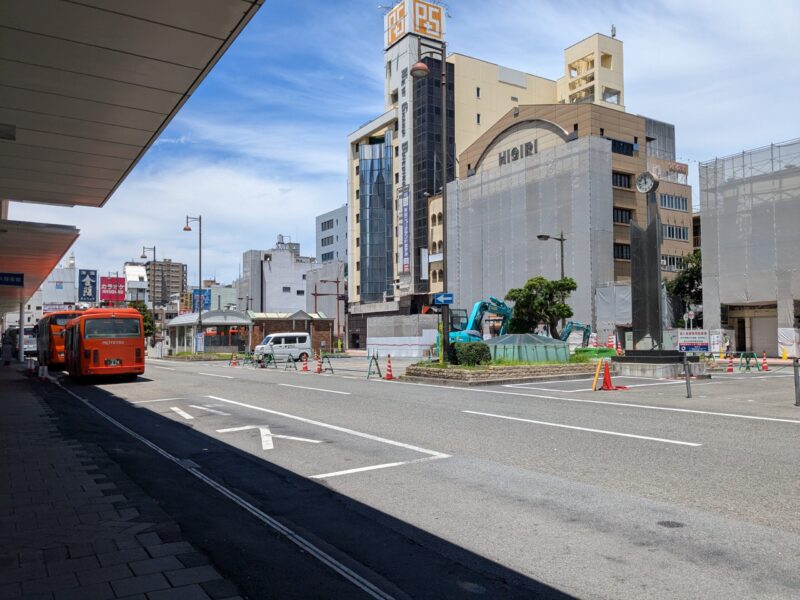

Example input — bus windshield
[84,318,141,338]
[53,314,80,326]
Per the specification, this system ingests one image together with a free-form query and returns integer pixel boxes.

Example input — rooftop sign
[385,0,445,49]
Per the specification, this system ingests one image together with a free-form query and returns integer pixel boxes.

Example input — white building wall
[262,248,315,313]
[316,205,348,263]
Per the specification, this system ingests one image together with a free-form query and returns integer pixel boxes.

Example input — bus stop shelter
[167,310,252,355]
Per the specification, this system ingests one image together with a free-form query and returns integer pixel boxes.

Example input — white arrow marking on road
[216,425,323,451]
[170,407,194,420]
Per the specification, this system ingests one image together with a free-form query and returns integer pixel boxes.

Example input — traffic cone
[726,354,734,373]
[761,351,769,372]
[600,362,628,391]
[592,335,598,349]
[230,353,237,367]
[315,352,322,374]
[301,354,309,372]
[384,354,394,380]
[607,334,614,348]
[616,340,624,356]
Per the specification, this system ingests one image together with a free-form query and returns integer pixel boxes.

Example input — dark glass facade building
[359,131,394,302]
[412,56,455,292]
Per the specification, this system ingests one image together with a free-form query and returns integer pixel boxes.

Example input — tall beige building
[347,0,691,345]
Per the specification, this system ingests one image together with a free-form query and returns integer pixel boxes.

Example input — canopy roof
[167,310,251,328]
[247,310,330,321]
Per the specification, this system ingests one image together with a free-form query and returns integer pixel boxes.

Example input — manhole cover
[657,520,685,528]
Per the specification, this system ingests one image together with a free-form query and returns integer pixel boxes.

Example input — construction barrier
[761,352,769,372]
[367,353,382,379]
[284,356,297,371]
[738,352,759,373]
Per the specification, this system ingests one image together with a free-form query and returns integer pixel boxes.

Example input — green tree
[666,249,702,306]
[128,300,155,338]
[505,276,577,338]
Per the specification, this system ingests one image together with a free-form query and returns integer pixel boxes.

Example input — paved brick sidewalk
[0,367,243,600]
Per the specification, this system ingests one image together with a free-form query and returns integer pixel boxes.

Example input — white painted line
[463,410,702,447]
[169,407,194,420]
[506,378,596,387]
[216,425,322,450]
[132,397,186,404]
[149,365,175,371]
[310,456,442,479]
[198,372,234,379]
[279,383,351,395]
[389,379,800,425]
[207,395,449,458]
[188,405,231,416]
[56,384,396,600]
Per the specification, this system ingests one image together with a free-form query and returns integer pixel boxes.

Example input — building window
[355,213,359,223]
[321,236,334,247]
[659,193,689,212]
[296,290,304,296]
[431,270,438,282]
[282,286,291,293]
[612,172,631,188]
[355,165,359,175]
[613,243,631,260]
[321,219,334,231]
[510,96,518,102]
[356,237,360,247]
[610,139,634,156]
[321,252,333,261]
[395,172,399,184]
[663,224,689,241]
[355,190,359,199]
[476,86,480,98]
[356,285,360,295]
[613,208,632,224]
[356,261,360,271]
[661,254,685,271]
[476,113,481,124]
[395,146,399,157]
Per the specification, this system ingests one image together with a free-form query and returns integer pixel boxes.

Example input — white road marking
[216,425,322,450]
[169,407,194,420]
[514,380,690,393]
[279,383,351,395]
[310,456,442,479]
[207,395,449,459]
[132,397,186,404]
[463,410,702,447]
[188,405,230,416]
[149,365,175,371]
[56,384,396,600]
[198,372,234,379]
[388,379,800,425]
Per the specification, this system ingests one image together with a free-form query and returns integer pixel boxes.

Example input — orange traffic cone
[301,354,309,372]
[600,362,628,391]
[315,352,322,374]
[592,335,598,348]
[616,340,624,356]
[230,353,237,367]
[385,354,394,380]
[761,351,769,372]
[607,334,614,348]
[726,354,734,373]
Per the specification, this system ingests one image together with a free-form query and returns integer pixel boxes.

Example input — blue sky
[10,0,800,285]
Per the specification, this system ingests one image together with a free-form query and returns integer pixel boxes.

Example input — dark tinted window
[84,318,141,338]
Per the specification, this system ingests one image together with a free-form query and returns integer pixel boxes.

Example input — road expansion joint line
[54,383,396,600]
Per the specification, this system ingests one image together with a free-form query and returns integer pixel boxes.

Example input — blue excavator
[448,296,513,343]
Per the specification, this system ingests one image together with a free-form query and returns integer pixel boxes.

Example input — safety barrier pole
[793,358,799,407]
[591,359,603,392]
[683,354,692,399]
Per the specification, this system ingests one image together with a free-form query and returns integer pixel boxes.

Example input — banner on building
[192,288,211,312]
[100,276,126,303]
[402,191,410,273]
[78,270,97,302]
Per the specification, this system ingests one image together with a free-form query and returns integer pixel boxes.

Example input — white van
[254,332,312,362]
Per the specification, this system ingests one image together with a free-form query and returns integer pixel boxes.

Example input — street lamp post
[184,215,202,352]
[537,231,567,331]
[411,39,450,361]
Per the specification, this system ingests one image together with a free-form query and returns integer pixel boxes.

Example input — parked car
[254,332,311,362]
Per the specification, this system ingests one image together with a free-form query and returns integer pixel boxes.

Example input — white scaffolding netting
[700,138,800,355]
[447,136,614,328]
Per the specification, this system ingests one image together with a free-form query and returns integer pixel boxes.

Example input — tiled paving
[0,366,243,600]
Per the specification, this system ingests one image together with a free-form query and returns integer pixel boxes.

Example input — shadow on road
[37,378,574,600]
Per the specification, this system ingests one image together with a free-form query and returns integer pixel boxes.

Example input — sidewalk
[0,366,242,600]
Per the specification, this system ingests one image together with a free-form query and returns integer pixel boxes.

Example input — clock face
[636,171,658,194]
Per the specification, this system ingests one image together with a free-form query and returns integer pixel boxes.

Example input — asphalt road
[54,358,800,599]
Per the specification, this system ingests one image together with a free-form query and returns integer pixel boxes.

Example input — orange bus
[64,308,145,380]
[37,310,83,369]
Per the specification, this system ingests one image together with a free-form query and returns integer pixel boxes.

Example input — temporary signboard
[99,276,126,303]
[678,329,709,352]
[78,270,97,302]
[194,332,205,353]
[192,289,211,311]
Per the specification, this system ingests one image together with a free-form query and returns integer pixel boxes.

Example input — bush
[453,342,492,366]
